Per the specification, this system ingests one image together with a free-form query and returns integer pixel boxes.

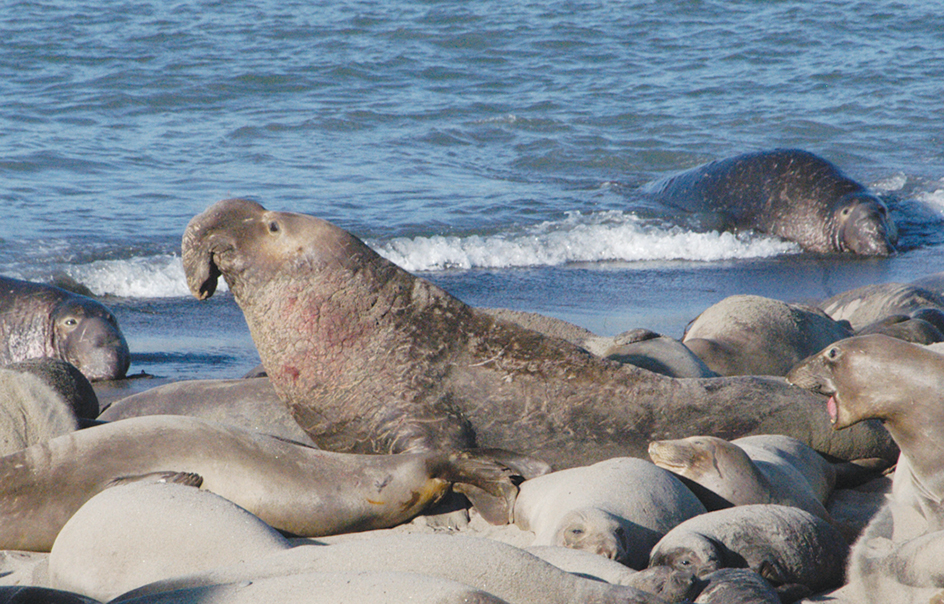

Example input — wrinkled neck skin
[231,249,478,453]
[0,297,56,364]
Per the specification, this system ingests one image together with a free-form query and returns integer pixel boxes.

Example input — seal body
[648,504,847,594]
[682,294,853,376]
[513,457,706,569]
[645,149,897,255]
[648,434,834,522]
[181,199,897,469]
[0,277,130,381]
[0,415,518,551]
[788,335,944,603]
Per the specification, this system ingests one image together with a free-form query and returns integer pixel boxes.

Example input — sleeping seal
[180,198,896,469]
[644,148,897,255]
[0,415,518,551]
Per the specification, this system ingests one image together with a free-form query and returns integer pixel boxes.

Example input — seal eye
[826,347,840,361]
[64,318,78,327]
[268,221,280,234]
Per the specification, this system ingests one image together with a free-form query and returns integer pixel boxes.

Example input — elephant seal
[107,533,676,604]
[681,294,853,376]
[181,198,896,468]
[648,504,847,595]
[648,435,834,522]
[693,568,781,604]
[643,148,897,255]
[0,415,519,551]
[513,457,706,569]
[788,335,944,536]
[0,358,99,455]
[819,283,944,331]
[483,309,716,378]
[0,586,100,604]
[0,276,130,381]
[49,481,292,601]
[98,377,315,445]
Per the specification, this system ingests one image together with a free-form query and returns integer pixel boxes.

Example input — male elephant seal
[787,335,944,603]
[0,415,518,551]
[0,276,130,381]
[181,198,896,469]
[644,148,897,255]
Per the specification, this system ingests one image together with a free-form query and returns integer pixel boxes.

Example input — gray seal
[0,415,519,552]
[180,198,897,469]
[0,276,130,381]
[648,504,848,596]
[644,148,897,255]
[682,294,853,376]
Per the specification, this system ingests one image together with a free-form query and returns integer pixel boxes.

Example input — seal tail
[440,451,523,526]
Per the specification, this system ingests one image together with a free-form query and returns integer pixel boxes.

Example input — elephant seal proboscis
[681,294,853,376]
[643,148,898,255]
[181,198,897,469]
[648,434,834,522]
[648,504,847,596]
[0,415,519,551]
[513,457,706,569]
[0,276,130,381]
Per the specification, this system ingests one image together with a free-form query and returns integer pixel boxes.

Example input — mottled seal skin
[0,276,130,381]
[644,148,897,255]
[0,415,518,551]
[682,295,853,376]
[648,504,847,595]
[513,457,706,569]
[181,198,897,469]
[648,435,834,522]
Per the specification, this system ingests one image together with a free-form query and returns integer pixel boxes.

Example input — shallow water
[2,0,943,382]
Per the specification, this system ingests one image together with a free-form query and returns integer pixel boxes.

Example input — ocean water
[2,0,944,390]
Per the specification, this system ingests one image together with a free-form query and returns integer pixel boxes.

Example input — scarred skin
[645,149,898,255]
[0,277,130,381]
[182,199,897,469]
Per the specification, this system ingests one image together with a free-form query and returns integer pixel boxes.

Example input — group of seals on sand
[0,149,931,603]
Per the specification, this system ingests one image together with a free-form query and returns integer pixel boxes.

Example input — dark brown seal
[645,149,897,255]
[0,276,130,381]
[181,199,896,469]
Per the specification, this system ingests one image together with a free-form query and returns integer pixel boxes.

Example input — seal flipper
[107,471,203,489]
[438,451,522,525]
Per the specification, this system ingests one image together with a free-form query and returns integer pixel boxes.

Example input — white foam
[65,254,216,298]
[374,211,798,272]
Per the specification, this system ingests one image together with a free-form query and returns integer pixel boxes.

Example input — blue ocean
[2,1,943,394]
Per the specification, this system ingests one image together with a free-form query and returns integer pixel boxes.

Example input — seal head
[834,193,897,256]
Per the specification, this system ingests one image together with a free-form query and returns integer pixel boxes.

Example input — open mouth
[826,396,839,425]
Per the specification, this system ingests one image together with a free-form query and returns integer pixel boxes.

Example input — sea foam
[375,211,797,272]
[63,212,798,298]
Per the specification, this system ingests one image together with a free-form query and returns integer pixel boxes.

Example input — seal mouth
[826,395,839,425]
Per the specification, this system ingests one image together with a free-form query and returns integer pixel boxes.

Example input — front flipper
[436,450,523,525]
